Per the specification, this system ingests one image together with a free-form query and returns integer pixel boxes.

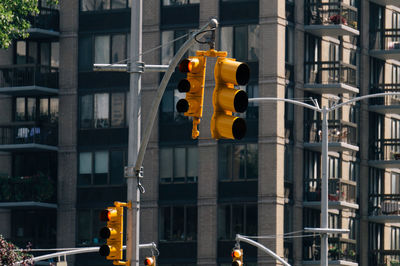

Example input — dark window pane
[110,150,124,184]
[81,0,110,11]
[77,210,91,245]
[232,205,244,238]
[50,97,59,123]
[27,98,36,121]
[111,93,125,127]
[172,206,184,240]
[186,207,197,240]
[218,144,231,180]
[160,148,173,182]
[94,151,108,185]
[79,152,92,185]
[51,42,59,67]
[246,144,258,179]
[79,36,92,71]
[233,145,245,180]
[112,0,126,9]
[92,210,104,245]
[248,25,259,61]
[234,26,247,61]
[40,98,49,120]
[94,36,110,64]
[174,147,186,182]
[94,93,109,128]
[28,42,38,64]
[40,42,50,66]
[16,41,26,64]
[187,146,197,182]
[218,205,231,239]
[246,204,257,236]
[16,97,26,121]
[80,95,93,128]
[160,207,171,241]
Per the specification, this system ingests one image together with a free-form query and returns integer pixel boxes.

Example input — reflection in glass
[94,93,109,128]
[94,36,110,64]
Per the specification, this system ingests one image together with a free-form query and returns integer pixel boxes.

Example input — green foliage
[0,234,33,265]
[0,0,58,49]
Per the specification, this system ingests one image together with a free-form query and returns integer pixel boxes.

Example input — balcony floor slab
[304,83,359,95]
[0,86,58,96]
[0,201,57,209]
[302,260,358,266]
[0,143,58,152]
[304,142,359,152]
[27,28,60,39]
[303,201,359,210]
[370,49,400,61]
[368,159,400,169]
[304,25,359,38]
[368,215,400,223]
[370,0,400,6]
[369,104,400,115]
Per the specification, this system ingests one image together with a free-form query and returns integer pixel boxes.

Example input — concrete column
[57,0,78,254]
[197,2,219,265]
[258,0,286,265]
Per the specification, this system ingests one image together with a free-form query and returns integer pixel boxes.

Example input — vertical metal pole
[321,107,329,266]
[127,0,142,265]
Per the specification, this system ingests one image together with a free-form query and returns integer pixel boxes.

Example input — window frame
[159,205,198,242]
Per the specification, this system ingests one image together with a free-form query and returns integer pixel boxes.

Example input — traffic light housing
[231,248,243,266]
[99,205,124,261]
[176,56,207,139]
[211,57,249,140]
[144,256,156,266]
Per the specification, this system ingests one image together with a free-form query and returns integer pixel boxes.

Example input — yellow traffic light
[99,205,123,261]
[211,57,250,140]
[231,248,243,266]
[176,56,207,139]
[144,256,156,266]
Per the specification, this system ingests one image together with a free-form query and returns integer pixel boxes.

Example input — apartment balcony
[370,0,400,6]
[304,178,358,210]
[304,61,358,95]
[304,1,359,38]
[370,250,400,266]
[369,86,400,114]
[27,7,60,39]
[0,123,58,152]
[370,29,400,61]
[0,174,56,209]
[0,64,59,95]
[304,120,359,152]
[303,237,358,265]
[369,194,400,223]
[369,139,400,169]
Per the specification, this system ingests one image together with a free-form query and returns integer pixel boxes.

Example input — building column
[258,0,286,265]
[57,0,78,254]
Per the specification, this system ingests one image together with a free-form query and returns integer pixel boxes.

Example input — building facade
[0,0,400,265]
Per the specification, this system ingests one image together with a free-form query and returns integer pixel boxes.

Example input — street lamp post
[249,92,400,266]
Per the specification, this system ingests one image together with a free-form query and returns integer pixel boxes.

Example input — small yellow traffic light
[99,205,123,261]
[211,57,249,140]
[176,56,207,139]
[231,248,243,266]
[144,256,156,266]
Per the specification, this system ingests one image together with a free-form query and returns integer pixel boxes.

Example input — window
[14,96,59,122]
[349,161,358,182]
[219,25,259,62]
[285,26,294,65]
[94,34,127,64]
[162,0,199,5]
[391,173,400,194]
[15,40,59,66]
[81,0,131,11]
[391,227,400,251]
[161,29,199,65]
[79,92,127,129]
[77,209,106,246]
[159,146,198,183]
[304,151,320,180]
[78,150,126,186]
[159,206,197,241]
[328,156,340,178]
[348,218,356,240]
[218,143,258,181]
[217,203,257,240]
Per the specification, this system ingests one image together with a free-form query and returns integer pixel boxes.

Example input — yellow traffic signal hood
[215,58,250,86]
[179,58,201,73]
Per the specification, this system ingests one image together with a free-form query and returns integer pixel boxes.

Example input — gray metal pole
[321,107,329,266]
[127,0,142,265]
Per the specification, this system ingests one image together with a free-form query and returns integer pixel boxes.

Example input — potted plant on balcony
[328,246,342,260]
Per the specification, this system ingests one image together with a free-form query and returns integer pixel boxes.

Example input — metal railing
[369,139,400,161]
[304,178,357,203]
[0,174,56,203]
[370,85,400,106]
[304,120,358,145]
[305,61,357,87]
[370,249,400,266]
[306,1,358,29]
[303,236,357,262]
[28,7,60,31]
[0,124,58,146]
[370,29,400,51]
[0,64,59,89]
[369,194,400,216]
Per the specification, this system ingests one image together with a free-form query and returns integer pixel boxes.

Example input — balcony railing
[370,85,400,106]
[303,236,357,262]
[304,120,358,146]
[305,1,358,29]
[0,64,59,89]
[304,178,357,204]
[370,250,400,266]
[28,7,60,32]
[305,61,357,87]
[369,194,400,216]
[0,174,56,203]
[0,124,58,146]
[369,139,400,161]
[370,29,400,51]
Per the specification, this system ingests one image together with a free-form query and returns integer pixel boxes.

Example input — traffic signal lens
[232,249,242,258]
[232,261,242,266]
[179,59,192,73]
[99,244,111,257]
[144,257,154,265]
[178,79,191,92]
[236,63,250,85]
[232,118,246,140]
[176,99,189,113]
[100,210,110,221]
[233,90,248,113]
[100,227,115,239]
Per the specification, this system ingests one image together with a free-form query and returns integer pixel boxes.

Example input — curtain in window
[95,36,110,64]
[94,93,109,128]
[111,93,125,127]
